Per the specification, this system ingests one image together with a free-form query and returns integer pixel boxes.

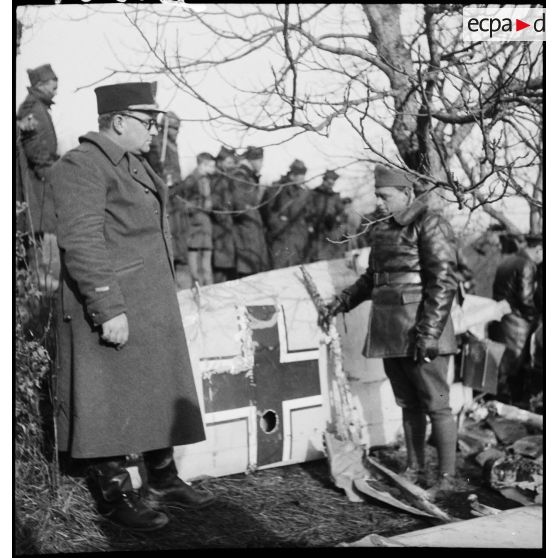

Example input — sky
[16,2,533,234]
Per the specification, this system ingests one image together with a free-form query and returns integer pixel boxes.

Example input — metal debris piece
[467,494,502,517]
[366,455,455,523]
[485,401,543,430]
[338,533,407,547]
[323,432,367,503]
[458,419,499,457]
[486,417,529,445]
[489,453,543,504]
[510,435,543,459]
[475,448,506,468]
[354,478,436,519]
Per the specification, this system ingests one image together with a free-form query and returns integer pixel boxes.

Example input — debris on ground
[459,400,543,506]
[467,494,502,517]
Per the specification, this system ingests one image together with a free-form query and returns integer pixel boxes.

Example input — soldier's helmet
[289,158,307,174]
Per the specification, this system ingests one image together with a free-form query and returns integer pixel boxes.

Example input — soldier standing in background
[176,153,216,286]
[17,63,60,290]
[229,146,270,277]
[260,159,312,269]
[308,170,346,262]
[211,146,238,283]
[489,233,543,403]
[145,111,189,288]
[322,165,459,500]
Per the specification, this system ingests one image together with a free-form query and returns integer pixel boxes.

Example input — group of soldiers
[15,64,543,533]
[145,113,361,288]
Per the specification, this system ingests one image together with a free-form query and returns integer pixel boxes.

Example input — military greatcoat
[51,132,205,459]
[17,87,59,233]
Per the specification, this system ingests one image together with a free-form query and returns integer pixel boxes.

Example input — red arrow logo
[516,19,530,31]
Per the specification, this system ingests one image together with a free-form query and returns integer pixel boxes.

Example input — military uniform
[308,172,346,261]
[229,157,270,276]
[51,83,213,531]
[489,247,541,402]
[210,157,237,282]
[260,160,312,269]
[332,165,458,489]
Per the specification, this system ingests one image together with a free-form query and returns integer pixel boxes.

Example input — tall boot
[400,408,427,485]
[426,409,458,500]
[87,458,169,531]
[143,447,215,509]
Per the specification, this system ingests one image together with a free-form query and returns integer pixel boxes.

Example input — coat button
[144,188,149,194]
[132,168,138,174]
[154,209,159,214]
[63,313,72,322]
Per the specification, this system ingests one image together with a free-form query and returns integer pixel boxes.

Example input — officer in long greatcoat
[324,165,459,500]
[51,82,214,531]
[260,159,313,269]
[229,146,270,276]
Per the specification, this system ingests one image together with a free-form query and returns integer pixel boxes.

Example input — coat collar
[392,198,428,226]
[79,132,127,166]
[238,161,260,183]
[27,86,55,107]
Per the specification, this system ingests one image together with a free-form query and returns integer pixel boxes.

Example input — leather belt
[372,271,422,287]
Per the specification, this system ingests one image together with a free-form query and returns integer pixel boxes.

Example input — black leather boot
[143,448,215,509]
[88,459,169,531]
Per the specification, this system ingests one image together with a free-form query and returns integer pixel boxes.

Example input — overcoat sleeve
[338,251,375,311]
[415,213,458,341]
[52,153,127,326]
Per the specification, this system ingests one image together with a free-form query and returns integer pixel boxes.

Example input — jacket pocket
[401,291,422,304]
[114,258,144,276]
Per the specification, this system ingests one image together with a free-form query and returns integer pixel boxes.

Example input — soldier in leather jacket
[324,164,459,499]
[489,234,543,402]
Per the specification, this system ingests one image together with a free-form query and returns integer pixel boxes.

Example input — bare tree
[89,4,544,231]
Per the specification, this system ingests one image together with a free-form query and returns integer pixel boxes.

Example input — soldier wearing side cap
[17,63,60,290]
[50,82,214,532]
[308,169,346,262]
[260,158,313,269]
[321,165,459,500]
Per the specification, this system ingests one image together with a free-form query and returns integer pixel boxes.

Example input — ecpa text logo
[463,7,545,42]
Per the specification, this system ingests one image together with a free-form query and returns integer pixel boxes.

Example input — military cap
[94,82,164,115]
[216,146,236,160]
[27,64,57,86]
[289,158,307,174]
[165,111,181,129]
[324,169,339,181]
[374,164,415,190]
[244,146,264,160]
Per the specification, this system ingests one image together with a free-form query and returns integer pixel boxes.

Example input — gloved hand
[318,297,346,330]
[415,336,439,363]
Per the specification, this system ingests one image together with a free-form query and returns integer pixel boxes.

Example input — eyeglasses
[120,113,158,131]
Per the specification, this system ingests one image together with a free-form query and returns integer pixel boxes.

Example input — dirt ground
[16,440,524,553]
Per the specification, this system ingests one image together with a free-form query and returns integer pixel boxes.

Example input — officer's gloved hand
[318,297,346,330]
[415,336,439,363]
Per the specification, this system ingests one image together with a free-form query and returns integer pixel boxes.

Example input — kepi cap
[27,64,57,86]
[165,111,181,129]
[94,82,164,115]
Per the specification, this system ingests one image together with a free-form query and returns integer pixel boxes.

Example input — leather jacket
[493,249,539,322]
[338,199,458,358]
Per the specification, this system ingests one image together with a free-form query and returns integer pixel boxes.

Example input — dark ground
[15,442,522,553]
